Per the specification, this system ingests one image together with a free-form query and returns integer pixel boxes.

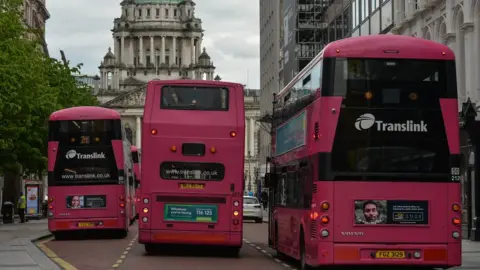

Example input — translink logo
[354,113,428,132]
[65,150,106,160]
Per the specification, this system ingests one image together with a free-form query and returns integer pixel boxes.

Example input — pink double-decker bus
[264,35,462,269]
[138,80,245,255]
[47,106,134,239]
[131,145,141,219]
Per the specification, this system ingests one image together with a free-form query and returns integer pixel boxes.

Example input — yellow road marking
[35,238,79,270]
[111,232,138,269]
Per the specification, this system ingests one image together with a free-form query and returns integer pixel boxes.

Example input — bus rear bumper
[48,217,127,231]
[139,229,242,247]
[308,242,461,268]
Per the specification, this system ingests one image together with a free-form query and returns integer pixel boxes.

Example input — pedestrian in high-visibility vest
[17,192,26,223]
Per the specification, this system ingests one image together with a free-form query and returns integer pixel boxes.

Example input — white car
[243,196,263,223]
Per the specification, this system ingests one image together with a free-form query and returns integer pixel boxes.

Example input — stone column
[120,36,125,63]
[150,36,154,65]
[462,23,475,100]
[190,37,195,65]
[172,36,176,65]
[245,118,248,156]
[161,36,166,64]
[114,38,120,63]
[136,116,142,148]
[139,36,143,65]
[249,118,255,155]
[196,38,201,64]
[129,36,134,66]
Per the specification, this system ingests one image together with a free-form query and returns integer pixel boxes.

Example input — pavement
[0,219,60,270]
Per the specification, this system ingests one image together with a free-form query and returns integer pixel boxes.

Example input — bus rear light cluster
[452,217,461,226]
[310,212,319,220]
[230,131,236,137]
[170,145,177,152]
[119,203,125,208]
[151,129,157,135]
[210,147,216,153]
[232,199,241,226]
[143,198,149,204]
[142,217,148,223]
[143,207,149,213]
[320,229,329,238]
[452,203,461,212]
[313,122,319,140]
[119,195,125,201]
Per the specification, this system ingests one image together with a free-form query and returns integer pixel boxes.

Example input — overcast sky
[45,0,260,89]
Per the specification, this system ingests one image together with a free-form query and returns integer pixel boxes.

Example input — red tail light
[120,203,125,208]
[119,195,125,201]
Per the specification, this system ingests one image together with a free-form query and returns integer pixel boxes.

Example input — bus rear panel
[267,35,461,268]
[47,107,131,238]
[139,80,245,252]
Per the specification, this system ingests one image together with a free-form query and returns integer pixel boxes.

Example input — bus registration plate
[375,251,405,259]
[78,222,94,228]
[179,183,205,189]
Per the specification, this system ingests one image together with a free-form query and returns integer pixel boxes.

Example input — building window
[188,10,190,17]
[165,55,170,64]
[174,9,177,17]
[144,71,147,76]
[147,9,150,17]
[165,9,169,18]
[138,9,142,17]
[381,0,393,31]
[156,8,160,16]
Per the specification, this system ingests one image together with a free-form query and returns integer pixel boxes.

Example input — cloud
[45,0,260,89]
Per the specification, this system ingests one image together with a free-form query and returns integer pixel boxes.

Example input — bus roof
[147,79,243,89]
[323,34,455,60]
[49,106,121,121]
[276,35,455,101]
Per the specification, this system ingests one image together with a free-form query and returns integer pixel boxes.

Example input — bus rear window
[161,86,229,111]
[160,162,225,181]
[332,58,456,108]
[49,120,120,145]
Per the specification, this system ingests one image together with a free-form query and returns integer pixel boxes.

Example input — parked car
[243,196,263,223]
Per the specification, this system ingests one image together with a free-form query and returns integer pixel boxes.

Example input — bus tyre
[144,244,155,254]
[255,218,262,223]
[226,247,240,257]
[300,230,312,270]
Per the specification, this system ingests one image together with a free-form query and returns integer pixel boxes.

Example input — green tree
[0,0,98,203]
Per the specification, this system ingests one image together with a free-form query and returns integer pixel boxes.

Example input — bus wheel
[255,218,263,223]
[144,244,155,254]
[225,247,240,257]
[299,230,311,270]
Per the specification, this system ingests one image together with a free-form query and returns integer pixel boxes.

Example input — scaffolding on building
[295,0,333,70]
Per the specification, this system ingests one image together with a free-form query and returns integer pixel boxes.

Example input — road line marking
[116,259,122,264]
[126,247,131,250]
[243,238,294,269]
[35,240,78,270]
[112,264,119,268]
[120,255,126,259]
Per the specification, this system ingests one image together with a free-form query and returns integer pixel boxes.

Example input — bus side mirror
[264,173,277,188]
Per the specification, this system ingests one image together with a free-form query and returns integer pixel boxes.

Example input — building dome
[198,47,210,60]
[103,47,115,60]
[134,0,183,4]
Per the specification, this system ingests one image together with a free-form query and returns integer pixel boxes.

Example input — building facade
[97,0,216,149]
[23,0,50,55]
[244,89,261,194]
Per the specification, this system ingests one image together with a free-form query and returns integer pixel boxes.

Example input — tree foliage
[0,0,99,176]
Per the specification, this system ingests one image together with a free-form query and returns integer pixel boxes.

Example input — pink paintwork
[269,35,462,269]
[47,106,131,237]
[138,80,245,249]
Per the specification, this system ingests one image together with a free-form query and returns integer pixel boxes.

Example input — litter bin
[1,202,14,223]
